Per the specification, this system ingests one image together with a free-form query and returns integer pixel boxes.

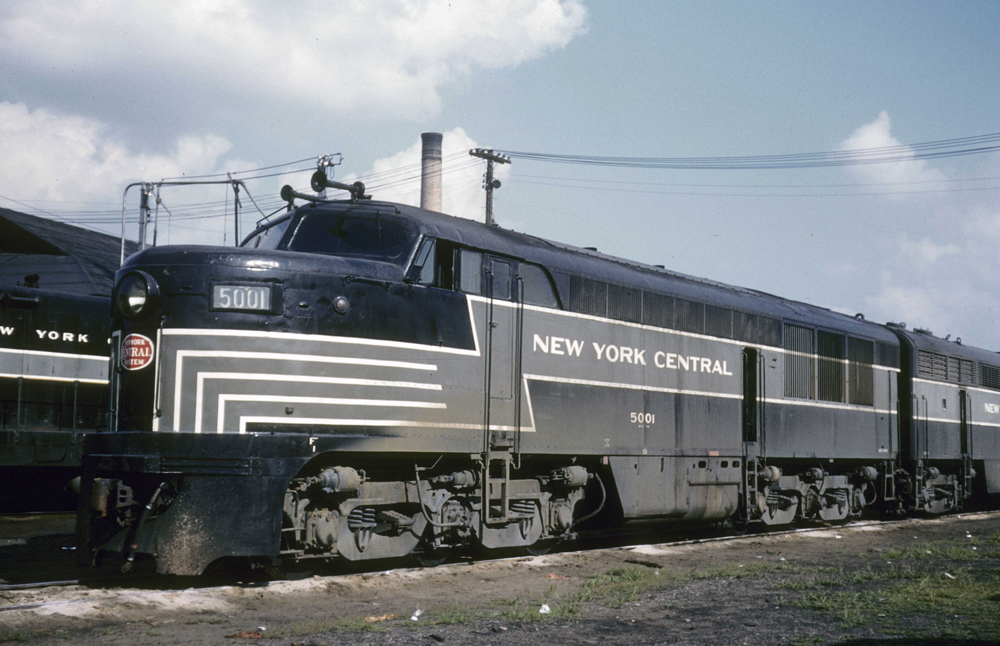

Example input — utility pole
[469,148,510,226]
[229,173,241,246]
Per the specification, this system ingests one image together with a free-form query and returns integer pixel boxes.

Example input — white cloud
[864,203,1000,349]
[839,111,948,188]
[898,237,960,263]
[0,101,257,244]
[0,0,587,121]
[0,102,235,202]
[343,127,508,221]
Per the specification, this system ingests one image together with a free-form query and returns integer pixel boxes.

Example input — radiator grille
[848,337,874,406]
[641,292,674,328]
[981,364,1000,390]
[917,350,976,385]
[569,276,606,317]
[817,331,845,403]
[784,324,814,399]
[607,284,642,323]
[675,299,704,334]
[704,305,733,339]
[916,350,949,381]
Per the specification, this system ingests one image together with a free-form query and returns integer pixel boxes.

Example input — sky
[1,1,999,349]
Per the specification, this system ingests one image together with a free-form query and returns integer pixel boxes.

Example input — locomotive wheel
[520,540,554,557]
[412,546,453,567]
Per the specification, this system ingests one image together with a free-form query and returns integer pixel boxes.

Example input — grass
[0,629,71,644]
[269,560,787,637]
[883,531,1000,561]
[775,563,924,590]
[265,615,392,638]
[791,566,1000,638]
[260,529,1000,640]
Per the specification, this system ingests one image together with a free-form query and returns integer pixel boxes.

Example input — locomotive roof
[0,206,138,296]
[891,326,1000,366]
[330,199,899,345]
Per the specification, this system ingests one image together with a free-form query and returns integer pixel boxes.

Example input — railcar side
[891,325,1000,513]
[1,284,111,510]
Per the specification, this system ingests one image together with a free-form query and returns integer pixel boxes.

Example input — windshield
[242,216,292,250]
[285,211,415,262]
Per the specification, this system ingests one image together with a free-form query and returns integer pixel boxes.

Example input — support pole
[469,148,510,226]
[233,181,241,246]
[138,183,152,250]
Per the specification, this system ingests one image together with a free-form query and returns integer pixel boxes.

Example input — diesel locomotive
[77,186,1000,575]
[1,283,111,510]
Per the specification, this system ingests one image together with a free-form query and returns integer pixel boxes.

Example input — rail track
[3,510,998,615]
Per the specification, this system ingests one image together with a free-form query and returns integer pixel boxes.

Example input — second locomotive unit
[78,182,1000,575]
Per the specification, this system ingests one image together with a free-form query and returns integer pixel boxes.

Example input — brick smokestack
[420,132,443,212]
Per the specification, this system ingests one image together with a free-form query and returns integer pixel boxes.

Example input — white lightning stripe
[171,351,438,433]
[193,372,442,433]
[0,372,107,384]
[176,350,436,371]
[0,347,107,361]
[237,417,527,434]
[522,373,743,400]
[164,295,481,357]
[522,375,538,436]
[218,395,447,434]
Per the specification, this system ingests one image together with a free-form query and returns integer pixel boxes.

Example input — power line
[160,156,319,180]
[506,176,1000,198]
[509,173,1000,190]
[499,132,1000,170]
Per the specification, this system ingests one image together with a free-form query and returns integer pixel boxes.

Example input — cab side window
[489,258,512,300]
[412,238,436,284]
[459,249,482,294]
[411,238,458,289]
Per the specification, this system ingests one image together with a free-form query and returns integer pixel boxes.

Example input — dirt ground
[2,512,999,646]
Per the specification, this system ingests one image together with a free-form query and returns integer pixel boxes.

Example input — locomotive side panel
[1,285,110,510]
[909,379,964,461]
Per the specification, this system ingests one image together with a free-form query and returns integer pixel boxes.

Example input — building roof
[0,207,137,296]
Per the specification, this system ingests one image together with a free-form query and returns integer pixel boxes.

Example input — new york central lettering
[533,334,584,357]
[653,351,733,375]
[35,329,89,343]
[531,333,732,375]
[593,342,646,365]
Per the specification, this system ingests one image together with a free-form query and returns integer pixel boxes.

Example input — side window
[412,238,436,284]
[459,249,482,294]
[490,259,512,300]
[411,238,459,289]
[519,263,559,308]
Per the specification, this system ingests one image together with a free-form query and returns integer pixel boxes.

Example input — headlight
[117,272,157,318]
